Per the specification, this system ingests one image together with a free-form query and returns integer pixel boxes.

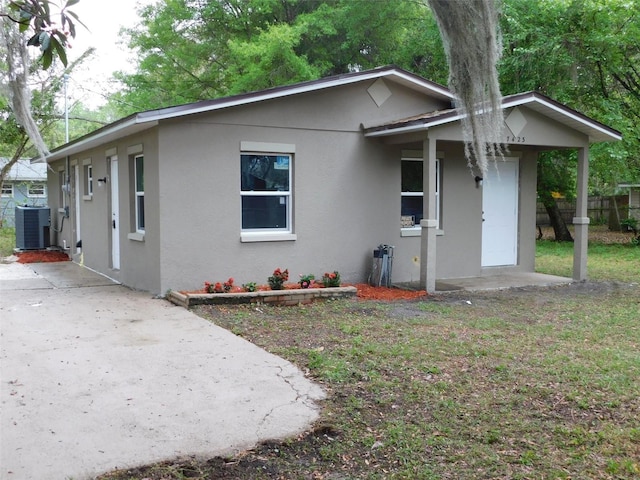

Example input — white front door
[74,164,81,253]
[110,158,120,269]
[481,158,519,266]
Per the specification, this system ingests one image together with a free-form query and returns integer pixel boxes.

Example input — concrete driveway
[0,261,324,480]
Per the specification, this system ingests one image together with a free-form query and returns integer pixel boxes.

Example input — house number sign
[506,135,526,143]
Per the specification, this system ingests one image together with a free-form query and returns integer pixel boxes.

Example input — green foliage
[0,227,15,257]
[226,22,321,94]
[111,0,447,115]
[5,0,83,69]
[500,0,640,193]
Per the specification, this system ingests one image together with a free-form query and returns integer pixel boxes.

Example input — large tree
[111,0,448,115]
[500,0,640,238]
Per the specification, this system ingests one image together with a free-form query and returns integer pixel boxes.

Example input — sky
[64,0,154,108]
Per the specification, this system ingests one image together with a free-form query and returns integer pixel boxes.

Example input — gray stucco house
[42,66,621,295]
[1,159,48,227]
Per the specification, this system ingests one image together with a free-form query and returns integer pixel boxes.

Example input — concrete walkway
[0,261,325,480]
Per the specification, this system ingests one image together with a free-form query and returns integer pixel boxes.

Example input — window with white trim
[1,183,13,197]
[28,183,46,198]
[134,155,145,233]
[401,158,440,230]
[240,153,291,232]
[83,163,93,198]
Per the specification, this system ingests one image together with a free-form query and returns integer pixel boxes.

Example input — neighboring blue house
[1,159,48,227]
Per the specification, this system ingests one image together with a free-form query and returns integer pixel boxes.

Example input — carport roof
[363,91,622,143]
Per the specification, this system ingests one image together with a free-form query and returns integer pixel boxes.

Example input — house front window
[28,183,46,198]
[401,157,440,233]
[134,155,144,233]
[240,153,291,232]
[1,183,12,197]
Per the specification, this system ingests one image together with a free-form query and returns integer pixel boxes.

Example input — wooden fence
[536,195,637,229]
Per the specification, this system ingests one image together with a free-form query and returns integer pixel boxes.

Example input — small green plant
[298,273,315,289]
[267,268,289,290]
[242,282,257,292]
[621,217,638,233]
[322,270,341,287]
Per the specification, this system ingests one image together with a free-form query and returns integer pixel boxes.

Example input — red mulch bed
[354,283,427,301]
[16,250,70,263]
[186,282,427,301]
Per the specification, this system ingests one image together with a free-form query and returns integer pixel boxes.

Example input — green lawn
[101,237,640,480]
[536,239,640,283]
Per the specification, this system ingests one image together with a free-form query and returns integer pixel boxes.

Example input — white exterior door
[482,158,519,266]
[74,164,81,253]
[110,158,120,269]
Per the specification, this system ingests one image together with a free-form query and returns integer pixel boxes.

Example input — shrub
[322,271,341,287]
[268,268,289,290]
[299,274,315,289]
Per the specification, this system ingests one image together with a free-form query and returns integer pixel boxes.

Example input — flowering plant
[322,271,341,287]
[268,268,289,290]
[204,278,234,293]
[299,273,315,289]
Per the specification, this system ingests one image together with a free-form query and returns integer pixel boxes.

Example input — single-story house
[1,158,48,227]
[41,66,621,295]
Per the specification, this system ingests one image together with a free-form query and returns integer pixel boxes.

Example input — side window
[1,183,13,197]
[134,155,144,233]
[83,162,93,199]
[240,153,291,232]
[401,158,440,230]
[28,183,46,198]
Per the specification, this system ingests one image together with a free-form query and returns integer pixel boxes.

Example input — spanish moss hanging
[427,0,504,175]
[1,16,50,161]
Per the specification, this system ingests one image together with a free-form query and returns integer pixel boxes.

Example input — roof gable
[364,91,622,143]
[45,66,453,162]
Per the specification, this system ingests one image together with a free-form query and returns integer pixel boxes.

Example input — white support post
[420,137,438,292]
[573,147,589,281]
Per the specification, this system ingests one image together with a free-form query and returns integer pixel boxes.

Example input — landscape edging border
[167,286,358,308]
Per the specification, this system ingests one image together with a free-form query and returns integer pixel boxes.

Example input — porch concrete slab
[436,272,573,292]
[0,261,325,480]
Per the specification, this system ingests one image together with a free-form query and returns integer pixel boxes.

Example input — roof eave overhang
[43,117,158,163]
[364,112,462,137]
[364,93,622,143]
[502,94,622,143]
[138,68,454,123]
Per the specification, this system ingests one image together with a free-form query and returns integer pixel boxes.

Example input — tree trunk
[543,198,574,242]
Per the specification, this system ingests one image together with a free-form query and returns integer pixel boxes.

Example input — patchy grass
[101,278,640,479]
[95,227,640,479]
[0,227,15,257]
